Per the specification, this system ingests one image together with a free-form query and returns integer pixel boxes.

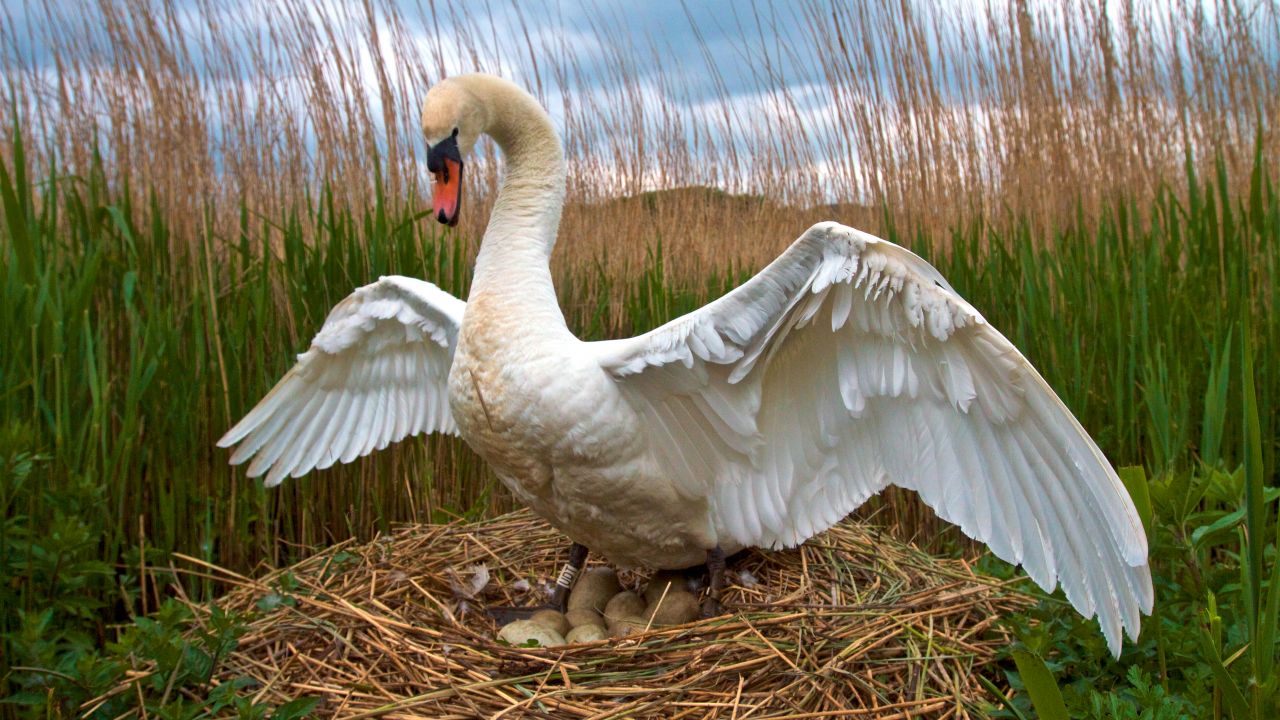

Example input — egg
[565,608,605,629]
[644,590,700,626]
[497,619,566,648]
[528,609,570,637]
[567,568,622,613]
[603,591,647,624]
[565,624,608,643]
[643,570,692,606]
[607,614,648,638]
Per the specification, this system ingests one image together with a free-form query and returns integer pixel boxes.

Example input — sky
[8,1,1274,113]
[3,1,1041,116]
[4,0,1276,198]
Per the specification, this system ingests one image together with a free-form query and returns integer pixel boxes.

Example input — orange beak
[432,158,462,227]
[428,130,464,227]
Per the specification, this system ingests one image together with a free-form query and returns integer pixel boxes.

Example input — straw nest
[190,510,1033,718]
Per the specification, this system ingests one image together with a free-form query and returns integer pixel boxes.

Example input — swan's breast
[448,322,645,491]
[446,295,721,568]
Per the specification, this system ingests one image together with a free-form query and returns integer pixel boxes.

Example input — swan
[219,73,1153,656]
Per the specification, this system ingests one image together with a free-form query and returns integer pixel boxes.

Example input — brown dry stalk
[3,0,1276,308]
[98,509,1036,717]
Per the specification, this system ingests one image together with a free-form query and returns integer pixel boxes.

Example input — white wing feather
[218,275,465,487]
[589,222,1152,656]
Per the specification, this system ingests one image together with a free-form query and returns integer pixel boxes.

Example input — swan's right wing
[589,222,1151,656]
[218,276,465,486]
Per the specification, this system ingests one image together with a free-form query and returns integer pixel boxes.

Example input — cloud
[7,0,1274,205]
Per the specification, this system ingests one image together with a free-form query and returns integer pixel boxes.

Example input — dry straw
[100,510,1034,718]
[3,0,1276,294]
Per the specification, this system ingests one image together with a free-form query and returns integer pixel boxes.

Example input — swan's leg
[488,541,588,624]
[700,546,728,617]
[548,542,589,612]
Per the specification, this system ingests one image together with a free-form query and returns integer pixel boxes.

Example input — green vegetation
[2,122,1277,715]
[988,346,1279,718]
[1,0,1277,712]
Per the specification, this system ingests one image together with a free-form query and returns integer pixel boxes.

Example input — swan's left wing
[218,276,465,486]
[588,222,1152,656]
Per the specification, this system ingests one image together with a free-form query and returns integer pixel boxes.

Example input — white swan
[219,73,1152,656]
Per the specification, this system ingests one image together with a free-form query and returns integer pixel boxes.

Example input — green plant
[4,598,317,718]
[1193,330,1279,719]
[988,331,1279,718]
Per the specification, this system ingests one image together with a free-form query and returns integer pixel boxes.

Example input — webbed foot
[487,542,588,623]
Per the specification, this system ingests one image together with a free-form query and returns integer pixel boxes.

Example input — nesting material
[153,509,1032,717]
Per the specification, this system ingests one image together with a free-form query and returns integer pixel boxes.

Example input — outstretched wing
[589,222,1152,656]
[218,276,465,487]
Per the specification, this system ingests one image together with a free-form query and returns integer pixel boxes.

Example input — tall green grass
[922,147,1278,474]
[1,126,1277,706]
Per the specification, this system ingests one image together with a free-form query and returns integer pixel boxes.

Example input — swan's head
[421,78,488,227]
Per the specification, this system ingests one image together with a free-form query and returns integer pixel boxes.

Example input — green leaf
[1192,507,1247,551]
[1248,124,1265,236]
[1199,332,1232,469]
[1241,328,1265,639]
[272,697,320,720]
[1191,487,1280,551]
[1196,620,1251,719]
[0,690,53,706]
[1118,466,1152,535]
[1010,649,1069,720]
[977,674,1030,720]
[1261,518,1280,682]
[1243,325,1276,684]
[0,116,35,284]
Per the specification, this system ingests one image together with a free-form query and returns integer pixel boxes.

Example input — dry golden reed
[3,0,1276,287]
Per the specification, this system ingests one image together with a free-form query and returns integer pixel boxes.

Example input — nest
[181,510,1033,718]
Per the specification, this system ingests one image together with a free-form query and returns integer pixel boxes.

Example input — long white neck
[461,76,567,329]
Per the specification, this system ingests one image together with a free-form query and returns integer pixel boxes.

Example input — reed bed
[2,130,1273,587]
[3,0,1279,711]
[104,509,1032,718]
[3,0,1276,286]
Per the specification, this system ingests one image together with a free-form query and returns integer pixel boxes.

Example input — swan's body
[220,74,1152,656]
